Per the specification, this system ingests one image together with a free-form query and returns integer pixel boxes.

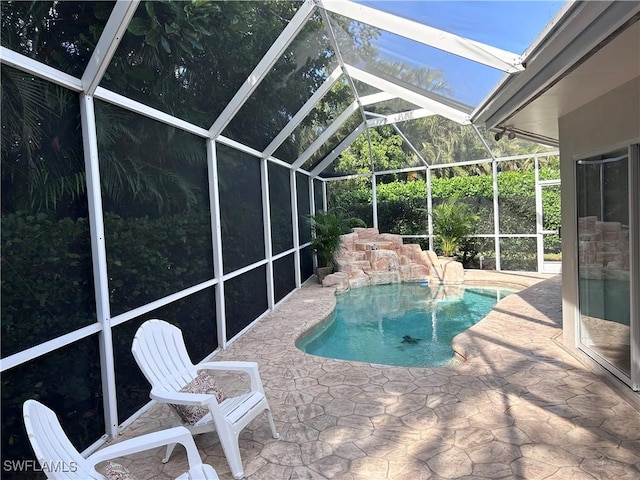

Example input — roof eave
[471,1,640,138]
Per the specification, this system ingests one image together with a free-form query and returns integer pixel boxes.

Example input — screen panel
[1,336,103,465]
[223,12,339,151]
[95,101,213,316]
[376,172,427,236]
[269,163,294,255]
[431,166,494,235]
[357,1,564,54]
[273,78,357,164]
[498,160,536,235]
[218,144,265,274]
[274,254,296,304]
[1,1,115,77]
[1,69,96,356]
[300,246,314,282]
[327,10,498,108]
[400,118,492,166]
[303,110,364,172]
[499,237,537,271]
[100,1,299,128]
[225,266,268,340]
[327,178,374,227]
[297,172,312,245]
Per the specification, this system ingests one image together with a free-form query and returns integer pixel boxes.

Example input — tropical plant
[430,198,479,257]
[308,210,364,268]
[309,211,344,268]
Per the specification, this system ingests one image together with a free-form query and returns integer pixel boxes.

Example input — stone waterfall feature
[321,228,464,290]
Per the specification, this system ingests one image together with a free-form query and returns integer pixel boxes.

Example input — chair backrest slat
[23,400,94,479]
[132,319,197,391]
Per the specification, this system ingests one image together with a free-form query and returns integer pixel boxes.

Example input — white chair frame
[23,399,219,480]
[131,319,279,479]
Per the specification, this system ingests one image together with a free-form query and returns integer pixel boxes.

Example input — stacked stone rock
[321,227,464,290]
[578,216,630,280]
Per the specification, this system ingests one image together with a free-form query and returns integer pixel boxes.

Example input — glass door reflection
[576,150,631,378]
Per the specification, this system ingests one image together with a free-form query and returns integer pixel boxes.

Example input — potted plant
[431,198,479,258]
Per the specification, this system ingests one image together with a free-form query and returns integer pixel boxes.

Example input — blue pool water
[296,283,518,367]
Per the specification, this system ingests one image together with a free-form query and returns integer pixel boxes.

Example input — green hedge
[1,214,96,356]
[329,168,561,269]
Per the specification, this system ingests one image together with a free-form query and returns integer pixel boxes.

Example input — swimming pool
[296,282,518,367]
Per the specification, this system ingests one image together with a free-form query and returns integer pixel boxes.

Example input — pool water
[296,282,518,367]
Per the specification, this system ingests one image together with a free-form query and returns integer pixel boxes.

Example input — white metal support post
[492,159,501,271]
[79,93,118,439]
[309,174,316,216]
[427,167,434,251]
[322,180,328,212]
[372,173,378,229]
[291,170,302,287]
[535,157,544,273]
[309,174,318,271]
[81,0,139,94]
[261,157,275,309]
[207,140,227,349]
[629,144,639,390]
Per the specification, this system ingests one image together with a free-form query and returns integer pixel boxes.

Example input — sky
[353,1,567,106]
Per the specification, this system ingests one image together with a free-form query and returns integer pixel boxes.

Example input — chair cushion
[106,461,138,480]
[172,371,226,425]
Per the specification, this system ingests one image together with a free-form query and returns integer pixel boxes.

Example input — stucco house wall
[558,76,640,365]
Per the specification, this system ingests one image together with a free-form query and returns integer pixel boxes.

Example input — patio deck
[106,272,640,479]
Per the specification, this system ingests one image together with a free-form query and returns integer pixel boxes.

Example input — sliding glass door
[576,149,635,385]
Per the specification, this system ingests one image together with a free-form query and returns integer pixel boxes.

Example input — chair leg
[218,431,244,480]
[162,442,177,464]
[265,409,279,439]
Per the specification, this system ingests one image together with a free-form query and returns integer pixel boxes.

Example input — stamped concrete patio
[108,272,640,479]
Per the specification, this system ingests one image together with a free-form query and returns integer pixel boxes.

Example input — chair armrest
[197,361,264,393]
[150,389,217,406]
[87,426,218,479]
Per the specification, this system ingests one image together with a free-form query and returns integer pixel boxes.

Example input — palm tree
[1,66,86,215]
[309,211,345,269]
[431,198,479,257]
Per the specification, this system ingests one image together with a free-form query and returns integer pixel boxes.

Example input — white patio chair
[23,399,219,480]
[131,319,279,480]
